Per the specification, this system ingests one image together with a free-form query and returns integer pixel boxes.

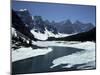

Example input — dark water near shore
[12,46,94,74]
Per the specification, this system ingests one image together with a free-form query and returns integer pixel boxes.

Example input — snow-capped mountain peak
[19,9,28,12]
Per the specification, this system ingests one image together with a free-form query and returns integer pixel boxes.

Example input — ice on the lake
[12,41,95,70]
[50,41,95,69]
[12,47,53,62]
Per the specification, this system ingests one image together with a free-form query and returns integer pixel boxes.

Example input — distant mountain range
[15,9,95,34]
[12,9,96,42]
[52,19,94,34]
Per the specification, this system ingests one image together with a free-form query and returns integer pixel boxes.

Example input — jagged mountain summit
[15,9,58,34]
[53,20,94,34]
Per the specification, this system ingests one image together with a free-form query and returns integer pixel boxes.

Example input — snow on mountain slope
[31,28,69,40]
[50,41,95,68]
[45,28,69,38]
[31,29,48,40]
[12,47,52,62]
[12,27,17,37]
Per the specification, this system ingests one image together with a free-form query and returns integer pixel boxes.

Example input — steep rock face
[44,20,58,34]
[33,16,58,34]
[33,16,45,33]
[12,10,37,41]
[16,9,34,29]
[12,27,32,50]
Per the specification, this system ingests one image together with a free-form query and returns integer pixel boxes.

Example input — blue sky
[12,1,96,25]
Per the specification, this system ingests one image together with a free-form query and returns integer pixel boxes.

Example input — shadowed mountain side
[12,10,37,41]
[16,9,34,30]
[47,27,96,42]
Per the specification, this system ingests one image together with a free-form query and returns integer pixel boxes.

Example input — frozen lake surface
[12,41,96,74]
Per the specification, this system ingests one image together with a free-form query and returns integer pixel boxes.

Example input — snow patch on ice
[66,41,95,50]
[50,41,95,68]
[34,41,95,50]
[12,47,52,62]
[76,61,95,69]
[62,64,73,68]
